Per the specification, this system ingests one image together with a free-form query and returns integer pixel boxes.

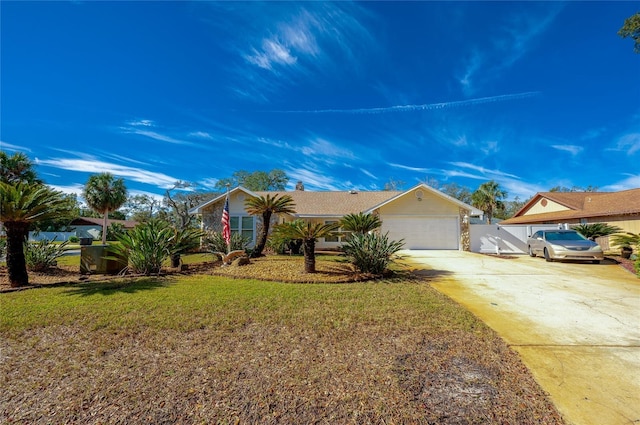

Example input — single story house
[70,217,138,240]
[189,183,483,251]
[500,188,640,234]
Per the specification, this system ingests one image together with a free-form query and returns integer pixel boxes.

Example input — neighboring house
[69,217,138,240]
[189,183,482,250]
[500,189,640,234]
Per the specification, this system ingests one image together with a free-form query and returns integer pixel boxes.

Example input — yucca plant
[203,231,250,254]
[342,232,405,275]
[111,219,203,275]
[24,239,69,272]
[572,223,623,240]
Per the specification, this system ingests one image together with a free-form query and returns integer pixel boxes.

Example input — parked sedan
[527,229,604,263]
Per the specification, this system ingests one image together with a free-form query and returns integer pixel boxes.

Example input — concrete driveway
[400,250,640,425]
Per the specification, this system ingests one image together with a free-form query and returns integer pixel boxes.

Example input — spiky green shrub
[111,219,203,275]
[572,223,622,240]
[105,222,126,241]
[203,231,250,254]
[68,235,80,243]
[612,233,640,277]
[342,232,404,275]
[24,239,69,272]
[340,212,382,234]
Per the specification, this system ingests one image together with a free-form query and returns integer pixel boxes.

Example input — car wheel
[544,248,553,262]
[528,246,536,257]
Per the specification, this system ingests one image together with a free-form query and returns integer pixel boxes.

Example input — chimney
[295,181,305,191]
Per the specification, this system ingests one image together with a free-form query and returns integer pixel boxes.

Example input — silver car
[527,229,604,263]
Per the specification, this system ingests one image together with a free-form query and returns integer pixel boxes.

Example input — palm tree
[0,182,73,287]
[340,212,382,235]
[0,151,42,185]
[271,220,340,272]
[471,180,508,224]
[245,193,296,258]
[83,173,128,245]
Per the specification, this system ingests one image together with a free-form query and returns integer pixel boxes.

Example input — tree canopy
[83,173,128,244]
[618,12,640,53]
[215,169,289,191]
[0,151,42,185]
[471,180,508,224]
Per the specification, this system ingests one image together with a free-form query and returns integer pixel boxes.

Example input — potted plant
[611,233,639,259]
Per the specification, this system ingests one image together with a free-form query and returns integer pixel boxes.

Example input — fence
[28,231,79,242]
[470,224,566,254]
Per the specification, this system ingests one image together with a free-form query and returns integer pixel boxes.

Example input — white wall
[470,224,565,254]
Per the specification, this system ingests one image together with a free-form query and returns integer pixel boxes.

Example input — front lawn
[1,271,563,424]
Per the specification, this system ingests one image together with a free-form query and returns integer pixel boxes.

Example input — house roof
[70,217,138,228]
[190,183,482,217]
[501,188,640,224]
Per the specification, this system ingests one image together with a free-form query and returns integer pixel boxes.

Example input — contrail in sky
[272,91,540,114]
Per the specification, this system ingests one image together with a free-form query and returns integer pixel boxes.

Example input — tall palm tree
[471,180,508,224]
[83,173,128,245]
[340,212,382,235]
[245,193,296,258]
[0,182,73,287]
[271,220,340,272]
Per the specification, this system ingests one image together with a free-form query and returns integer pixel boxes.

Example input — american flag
[221,195,231,247]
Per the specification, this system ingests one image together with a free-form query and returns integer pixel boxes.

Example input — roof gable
[190,183,481,217]
[504,188,640,224]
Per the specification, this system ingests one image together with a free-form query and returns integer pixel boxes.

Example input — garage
[381,216,459,249]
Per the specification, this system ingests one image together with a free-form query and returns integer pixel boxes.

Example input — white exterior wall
[470,224,565,254]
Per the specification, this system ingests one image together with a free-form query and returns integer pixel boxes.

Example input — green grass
[1,273,564,424]
[1,275,473,334]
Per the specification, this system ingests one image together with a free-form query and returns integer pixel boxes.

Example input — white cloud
[301,138,355,159]
[360,168,377,180]
[188,131,214,140]
[616,133,640,155]
[127,119,154,127]
[37,156,180,189]
[389,163,433,173]
[448,162,520,179]
[602,174,640,191]
[0,141,32,152]
[199,177,219,190]
[551,145,583,156]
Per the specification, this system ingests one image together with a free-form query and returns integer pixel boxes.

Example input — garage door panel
[382,216,458,250]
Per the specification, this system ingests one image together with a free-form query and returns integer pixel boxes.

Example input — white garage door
[382,216,459,250]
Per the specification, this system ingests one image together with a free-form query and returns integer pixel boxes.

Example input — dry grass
[0,256,565,424]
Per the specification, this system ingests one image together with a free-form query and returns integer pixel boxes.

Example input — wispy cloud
[0,141,32,152]
[448,162,520,179]
[272,92,540,114]
[602,174,640,191]
[616,132,640,155]
[122,128,194,146]
[389,163,433,173]
[551,144,583,156]
[301,138,355,159]
[36,155,180,189]
[285,164,345,191]
[458,5,562,94]
[127,119,155,127]
[188,131,214,140]
[360,168,377,180]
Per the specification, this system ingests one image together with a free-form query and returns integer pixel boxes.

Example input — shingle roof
[256,190,403,216]
[501,188,640,224]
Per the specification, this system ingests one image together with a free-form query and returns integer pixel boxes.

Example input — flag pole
[222,184,231,255]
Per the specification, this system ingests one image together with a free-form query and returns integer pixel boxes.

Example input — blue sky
[2,1,639,202]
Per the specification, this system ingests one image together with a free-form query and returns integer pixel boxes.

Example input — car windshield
[544,231,586,241]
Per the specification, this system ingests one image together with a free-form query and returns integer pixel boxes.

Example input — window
[324,220,351,243]
[230,216,255,242]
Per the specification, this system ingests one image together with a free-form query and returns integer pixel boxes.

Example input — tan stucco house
[500,188,640,234]
[190,183,482,251]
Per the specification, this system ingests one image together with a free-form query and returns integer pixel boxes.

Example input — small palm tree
[340,212,382,235]
[0,182,73,287]
[83,173,128,245]
[245,193,296,258]
[471,180,507,224]
[572,223,623,240]
[271,220,340,272]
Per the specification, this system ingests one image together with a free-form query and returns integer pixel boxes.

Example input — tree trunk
[303,238,316,273]
[5,222,30,287]
[250,211,272,258]
[101,211,108,245]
